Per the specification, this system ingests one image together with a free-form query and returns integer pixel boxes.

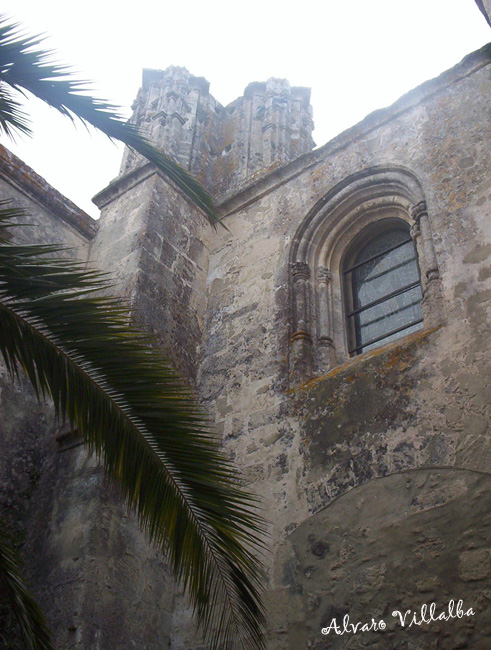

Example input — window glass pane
[347,228,423,353]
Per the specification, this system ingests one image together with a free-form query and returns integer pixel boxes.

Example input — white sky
[1,0,489,217]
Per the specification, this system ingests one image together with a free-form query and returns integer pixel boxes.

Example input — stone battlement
[119,66,315,198]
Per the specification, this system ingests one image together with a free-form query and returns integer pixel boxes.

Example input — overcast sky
[1,1,489,217]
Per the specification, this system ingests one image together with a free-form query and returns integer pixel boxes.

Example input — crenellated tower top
[119,67,315,199]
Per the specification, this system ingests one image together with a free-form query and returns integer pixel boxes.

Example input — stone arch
[276,467,491,649]
[289,165,443,383]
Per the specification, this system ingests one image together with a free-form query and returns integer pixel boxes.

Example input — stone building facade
[0,39,490,650]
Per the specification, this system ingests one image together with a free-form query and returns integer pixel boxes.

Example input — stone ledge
[296,324,441,394]
[0,145,97,239]
[92,161,156,208]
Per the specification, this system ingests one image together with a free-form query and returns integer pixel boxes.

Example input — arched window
[289,167,443,385]
[343,223,423,355]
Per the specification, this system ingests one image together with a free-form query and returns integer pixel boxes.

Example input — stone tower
[90,67,314,381]
[119,67,314,194]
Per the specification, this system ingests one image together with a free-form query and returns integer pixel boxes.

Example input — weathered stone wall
[0,146,95,647]
[26,443,174,650]
[190,45,491,649]
[0,368,58,649]
[282,468,491,649]
[0,149,176,649]
[0,144,96,251]
[91,166,213,383]
[1,42,490,650]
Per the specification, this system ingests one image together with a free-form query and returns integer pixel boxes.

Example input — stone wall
[0,145,94,647]
[0,42,490,650]
[26,444,175,650]
[91,166,214,383]
[192,45,491,649]
[0,148,176,649]
[0,144,96,250]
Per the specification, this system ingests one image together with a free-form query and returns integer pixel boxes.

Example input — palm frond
[0,527,53,650]
[0,208,266,650]
[0,83,31,138]
[0,17,218,224]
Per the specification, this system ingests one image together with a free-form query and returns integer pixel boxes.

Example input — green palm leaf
[0,17,218,223]
[0,528,53,650]
[0,206,266,650]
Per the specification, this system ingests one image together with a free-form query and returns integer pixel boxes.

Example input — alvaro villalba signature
[321,599,475,635]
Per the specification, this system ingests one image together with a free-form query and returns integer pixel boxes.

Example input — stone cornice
[92,162,157,208]
[92,161,212,221]
[0,145,97,240]
[217,44,491,218]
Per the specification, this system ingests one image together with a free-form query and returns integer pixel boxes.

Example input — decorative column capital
[291,261,311,280]
[411,200,428,223]
[410,222,421,239]
[316,266,331,284]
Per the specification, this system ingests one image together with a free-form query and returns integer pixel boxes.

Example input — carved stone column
[411,201,444,326]
[290,261,313,383]
[411,201,438,280]
[316,266,335,373]
[410,220,421,242]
